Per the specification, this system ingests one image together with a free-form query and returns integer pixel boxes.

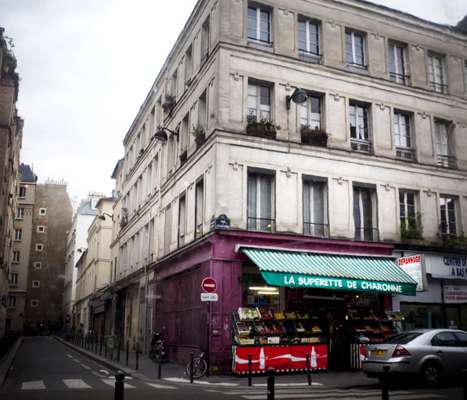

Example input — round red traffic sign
[201,277,217,293]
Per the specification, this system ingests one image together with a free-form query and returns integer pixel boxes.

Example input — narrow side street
[0,337,463,400]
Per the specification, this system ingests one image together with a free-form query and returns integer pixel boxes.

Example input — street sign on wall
[201,293,218,302]
[201,277,217,293]
[398,255,426,292]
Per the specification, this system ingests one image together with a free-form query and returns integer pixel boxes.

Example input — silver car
[362,329,467,385]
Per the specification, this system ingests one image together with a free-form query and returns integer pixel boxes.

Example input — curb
[0,336,23,387]
[55,336,150,381]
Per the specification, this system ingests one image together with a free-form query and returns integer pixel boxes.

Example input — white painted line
[79,363,92,370]
[105,375,133,380]
[102,379,135,389]
[146,383,178,390]
[253,382,322,387]
[99,369,109,375]
[162,377,238,386]
[66,354,74,358]
[63,379,92,389]
[21,381,46,390]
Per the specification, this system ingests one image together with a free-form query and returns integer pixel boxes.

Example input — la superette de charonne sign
[261,272,416,296]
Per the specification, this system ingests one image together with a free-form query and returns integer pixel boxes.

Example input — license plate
[371,349,386,356]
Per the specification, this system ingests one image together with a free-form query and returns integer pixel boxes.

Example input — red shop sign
[201,277,217,293]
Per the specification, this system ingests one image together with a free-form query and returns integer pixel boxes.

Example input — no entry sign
[201,277,217,293]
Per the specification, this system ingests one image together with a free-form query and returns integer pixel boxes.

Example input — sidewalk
[57,336,378,389]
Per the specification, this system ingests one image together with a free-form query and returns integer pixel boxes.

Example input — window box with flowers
[192,125,206,148]
[301,126,328,147]
[246,115,277,139]
[400,213,423,241]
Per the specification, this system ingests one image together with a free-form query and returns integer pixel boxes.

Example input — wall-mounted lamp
[153,126,179,143]
[286,87,308,110]
[98,212,113,221]
[77,247,87,253]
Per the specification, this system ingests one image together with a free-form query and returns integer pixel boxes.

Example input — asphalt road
[0,337,464,400]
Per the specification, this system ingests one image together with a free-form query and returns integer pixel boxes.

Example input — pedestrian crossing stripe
[63,379,91,389]
[21,381,46,390]
[102,378,136,389]
[146,383,178,390]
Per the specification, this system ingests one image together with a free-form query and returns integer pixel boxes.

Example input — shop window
[439,195,458,240]
[303,178,328,237]
[248,4,272,46]
[178,194,186,247]
[195,178,204,238]
[401,303,443,330]
[435,119,455,168]
[349,102,371,153]
[247,171,275,232]
[399,190,422,240]
[353,186,378,241]
[394,111,415,161]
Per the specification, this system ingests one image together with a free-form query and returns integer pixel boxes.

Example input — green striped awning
[241,247,417,296]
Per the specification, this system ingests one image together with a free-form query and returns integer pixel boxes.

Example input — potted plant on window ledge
[301,125,328,147]
[192,124,206,148]
[400,214,424,242]
[246,115,277,139]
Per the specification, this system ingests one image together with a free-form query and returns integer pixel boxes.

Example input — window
[30,299,39,307]
[431,332,457,347]
[298,17,320,62]
[464,60,467,93]
[8,272,18,286]
[12,251,20,263]
[171,70,178,98]
[35,243,44,252]
[37,225,46,233]
[16,207,24,219]
[435,119,455,168]
[14,229,22,241]
[18,185,26,198]
[439,195,457,239]
[39,208,47,216]
[399,190,421,239]
[345,30,366,68]
[349,102,371,152]
[180,113,189,154]
[394,111,414,160]
[201,18,210,62]
[455,332,467,346]
[248,5,271,45]
[178,194,186,246]
[303,179,328,237]
[299,95,321,130]
[428,53,447,93]
[7,295,16,308]
[248,83,271,122]
[198,90,207,130]
[185,45,193,86]
[388,42,407,84]
[353,186,378,241]
[195,179,204,238]
[247,171,275,232]
[33,261,42,270]
[32,280,40,288]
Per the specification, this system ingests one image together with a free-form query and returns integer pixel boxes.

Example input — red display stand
[232,344,328,374]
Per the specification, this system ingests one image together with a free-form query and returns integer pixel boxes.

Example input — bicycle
[185,352,208,379]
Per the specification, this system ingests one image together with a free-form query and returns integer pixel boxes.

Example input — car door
[454,331,467,372]
[430,331,461,376]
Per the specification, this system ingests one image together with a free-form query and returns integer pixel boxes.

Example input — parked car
[362,329,467,385]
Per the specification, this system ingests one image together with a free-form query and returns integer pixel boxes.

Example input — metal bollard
[190,353,194,384]
[117,338,121,362]
[381,365,390,400]
[267,369,275,400]
[135,342,139,370]
[462,369,467,400]
[104,340,107,358]
[158,360,162,380]
[99,336,103,355]
[306,354,312,386]
[114,372,125,400]
[94,336,98,353]
[126,340,129,366]
[248,354,252,387]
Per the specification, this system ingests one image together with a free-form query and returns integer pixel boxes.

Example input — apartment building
[0,28,23,337]
[109,0,467,371]
[74,197,114,335]
[6,164,37,334]
[23,181,72,334]
[63,193,103,327]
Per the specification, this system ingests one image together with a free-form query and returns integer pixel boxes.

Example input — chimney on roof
[457,15,467,34]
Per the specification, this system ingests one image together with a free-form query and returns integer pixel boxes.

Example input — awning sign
[261,272,416,296]
[398,255,425,292]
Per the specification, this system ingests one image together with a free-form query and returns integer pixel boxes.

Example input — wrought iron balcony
[437,154,456,168]
[303,222,329,238]
[355,227,379,242]
[247,217,276,233]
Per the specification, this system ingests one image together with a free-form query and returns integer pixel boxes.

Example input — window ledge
[247,40,273,52]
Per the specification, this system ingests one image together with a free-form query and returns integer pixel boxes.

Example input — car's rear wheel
[421,362,441,387]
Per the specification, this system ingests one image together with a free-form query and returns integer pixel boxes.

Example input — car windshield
[384,332,422,344]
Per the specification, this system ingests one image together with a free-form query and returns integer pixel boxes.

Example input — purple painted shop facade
[151,229,397,372]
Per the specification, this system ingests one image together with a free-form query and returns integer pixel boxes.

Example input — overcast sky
[2,0,466,205]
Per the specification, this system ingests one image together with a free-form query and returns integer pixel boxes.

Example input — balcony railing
[389,72,409,85]
[430,81,448,94]
[355,227,379,242]
[396,147,416,161]
[298,49,322,64]
[247,217,276,233]
[303,222,329,238]
[437,154,456,168]
[351,138,372,154]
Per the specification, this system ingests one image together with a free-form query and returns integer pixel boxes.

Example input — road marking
[102,379,135,389]
[163,377,239,386]
[146,383,178,390]
[238,391,445,400]
[21,381,46,390]
[63,379,92,389]
[79,363,92,370]
[253,382,323,387]
[66,354,74,358]
[99,369,109,375]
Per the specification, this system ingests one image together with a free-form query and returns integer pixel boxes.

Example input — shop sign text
[427,255,467,280]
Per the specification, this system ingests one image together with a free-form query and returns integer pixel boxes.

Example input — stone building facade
[0,27,23,337]
[108,0,467,370]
